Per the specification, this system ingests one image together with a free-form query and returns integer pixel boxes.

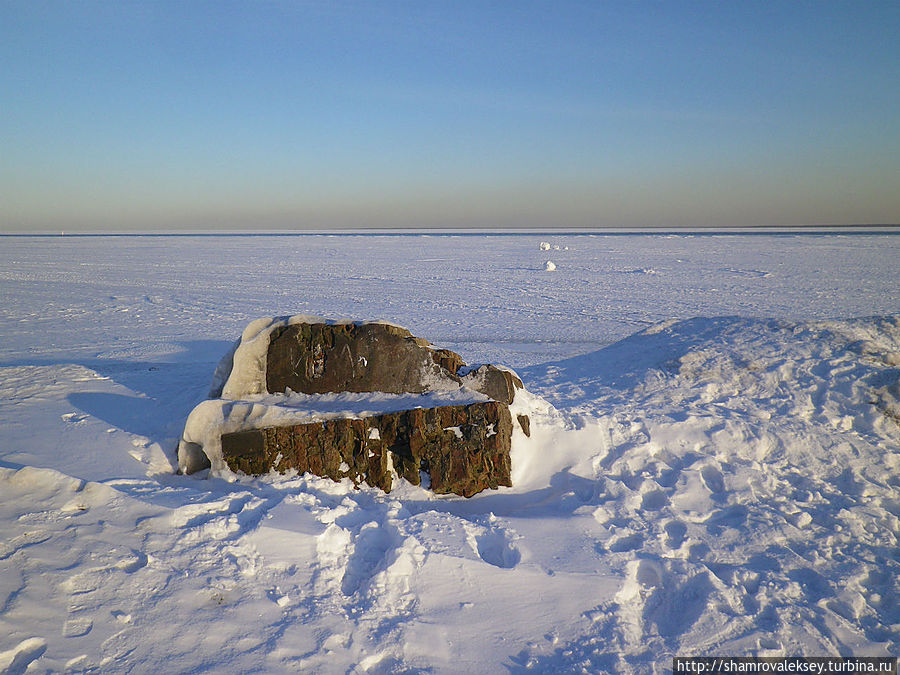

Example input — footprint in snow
[475,529,521,569]
[570,477,600,503]
[61,412,89,425]
[116,550,148,573]
[787,567,832,603]
[341,522,395,596]
[0,532,52,561]
[686,541,711,561]
[756,636,785,655]
[62,615,93,638]
[640,489,668,511]
[169,492,257,530]
[649,571,716,638]
[700,465,726,494]
[606,531,644,553]
[62,570,102,596]
[704,504,749,533]
[663,520,687,549]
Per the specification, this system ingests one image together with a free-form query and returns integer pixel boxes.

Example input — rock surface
[460,364,523,406]
[180,316,527,496]
[266,322,465,396]
[221,400,512,497]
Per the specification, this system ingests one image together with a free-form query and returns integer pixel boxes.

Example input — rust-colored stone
[517,414,531,437]
[222,417,393,491]
[219,401,512,497]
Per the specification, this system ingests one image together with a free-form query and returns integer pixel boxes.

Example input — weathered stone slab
[460,364,523,406]
[220,400,512,497]
[222,417,393,492]
[266,322,465,396]
[516,414,531,438]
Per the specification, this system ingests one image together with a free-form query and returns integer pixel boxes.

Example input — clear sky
[2,1,898,231]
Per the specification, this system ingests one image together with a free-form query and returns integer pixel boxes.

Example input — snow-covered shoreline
[1,234,898,673]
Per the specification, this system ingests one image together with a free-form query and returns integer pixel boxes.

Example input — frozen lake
[2,231,897,368]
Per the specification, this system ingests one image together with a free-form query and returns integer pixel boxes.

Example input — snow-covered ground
[1,232,898,674]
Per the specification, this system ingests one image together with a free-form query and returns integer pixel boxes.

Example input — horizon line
[2,223,899,238]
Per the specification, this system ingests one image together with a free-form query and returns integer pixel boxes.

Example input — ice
[1,231,899,673]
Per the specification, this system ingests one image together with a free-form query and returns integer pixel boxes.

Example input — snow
[1,231,899,674]
[443,426,464,439]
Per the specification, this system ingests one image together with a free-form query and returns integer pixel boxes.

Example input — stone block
[220,400,512,497]
[178,316,527,497]
[266,322,465,396]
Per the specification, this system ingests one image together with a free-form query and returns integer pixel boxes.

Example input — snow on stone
[1,232,899,674]
[443,425,463,439]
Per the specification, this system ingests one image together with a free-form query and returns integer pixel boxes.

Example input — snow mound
[511,315,900,668]
[0,638,46,675]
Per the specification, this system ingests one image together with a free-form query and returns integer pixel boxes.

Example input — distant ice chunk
[544,260,557,271]
[539,241,568,251]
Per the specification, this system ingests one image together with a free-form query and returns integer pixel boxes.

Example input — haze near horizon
[1,1,898,232]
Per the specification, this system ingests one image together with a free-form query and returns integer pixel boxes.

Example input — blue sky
[1,1,898,231]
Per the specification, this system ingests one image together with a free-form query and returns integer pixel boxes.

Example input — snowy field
[1,232,899,674]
